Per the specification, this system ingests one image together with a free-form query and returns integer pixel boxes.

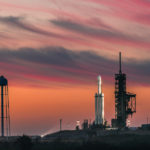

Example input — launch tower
[112,52,136,128]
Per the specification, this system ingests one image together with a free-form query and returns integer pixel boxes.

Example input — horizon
[0,0,150,136]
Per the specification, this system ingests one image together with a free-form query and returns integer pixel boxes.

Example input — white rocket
[95,75,104,125]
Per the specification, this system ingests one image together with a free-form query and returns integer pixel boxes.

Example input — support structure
[0,76,10,137]
[111,52,136,128]
[1,85,4,137]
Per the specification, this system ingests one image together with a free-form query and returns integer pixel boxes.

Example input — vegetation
[0,134,150,150]
[16,135,33,150]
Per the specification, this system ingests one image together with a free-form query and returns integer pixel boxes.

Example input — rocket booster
[95,75,104,125]
[98,75,102,94]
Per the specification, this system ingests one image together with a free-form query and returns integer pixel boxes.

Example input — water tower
[0,76,10,137]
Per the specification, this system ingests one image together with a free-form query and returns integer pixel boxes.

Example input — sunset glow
[0,0,150,135]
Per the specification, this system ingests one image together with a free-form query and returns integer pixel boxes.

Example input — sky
[0,0,150,136]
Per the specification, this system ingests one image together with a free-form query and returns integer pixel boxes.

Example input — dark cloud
[0,47,114,73]
[87,17,113,30]
[51,19,146,43]
[0,47,77,68]
[0,16,66,38]
[0,46,149,86]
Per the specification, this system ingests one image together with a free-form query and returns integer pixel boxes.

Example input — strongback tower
[115,53,127,127]
[95,75,104,125]
[112,52,136,128]
[0,76,10,137]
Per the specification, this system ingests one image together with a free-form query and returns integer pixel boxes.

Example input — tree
[16,135,33,150]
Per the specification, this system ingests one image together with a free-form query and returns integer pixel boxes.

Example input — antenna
[119,52,122,74]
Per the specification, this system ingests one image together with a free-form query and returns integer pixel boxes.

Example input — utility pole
[1,85,4,137]
[60,119,62,131]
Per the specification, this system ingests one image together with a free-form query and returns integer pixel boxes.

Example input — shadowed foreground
[0,133,150,150]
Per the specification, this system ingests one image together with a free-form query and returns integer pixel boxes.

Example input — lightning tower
[95,75,104,125]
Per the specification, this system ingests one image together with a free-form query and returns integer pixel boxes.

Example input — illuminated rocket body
[95,75,104,125]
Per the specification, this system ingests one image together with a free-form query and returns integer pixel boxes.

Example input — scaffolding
[112,53,136,128]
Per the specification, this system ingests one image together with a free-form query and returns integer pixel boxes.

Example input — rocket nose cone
[97,76,101,84]
[97,75,101,81]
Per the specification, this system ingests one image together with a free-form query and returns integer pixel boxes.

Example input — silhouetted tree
[16,135,33,150]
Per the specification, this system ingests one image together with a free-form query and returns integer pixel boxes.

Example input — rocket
[95,75,104,125]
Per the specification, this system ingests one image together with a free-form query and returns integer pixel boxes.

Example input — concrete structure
[95,75,104,125]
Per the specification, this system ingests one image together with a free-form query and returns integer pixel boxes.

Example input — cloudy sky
[0,0,150,136]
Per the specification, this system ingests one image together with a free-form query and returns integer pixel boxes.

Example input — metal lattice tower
[0,76,10,137]
[113,52,136,128]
